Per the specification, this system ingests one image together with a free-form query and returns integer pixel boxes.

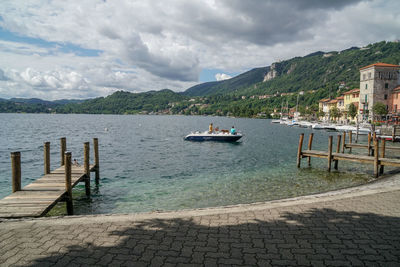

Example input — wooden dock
[297,133,400,178]
[0,138,99,219]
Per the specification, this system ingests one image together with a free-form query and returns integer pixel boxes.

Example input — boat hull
[184,134,242,142]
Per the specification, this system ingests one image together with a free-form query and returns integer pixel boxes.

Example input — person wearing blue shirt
[230,126,236,135]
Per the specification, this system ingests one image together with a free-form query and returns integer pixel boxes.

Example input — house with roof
[343,88,360,122]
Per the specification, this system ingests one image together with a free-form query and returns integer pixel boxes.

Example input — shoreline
[2,171,400,225]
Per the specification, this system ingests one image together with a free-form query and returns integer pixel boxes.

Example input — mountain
[184,41,400,99]
[183,66,269,96]
[55,89,187,114]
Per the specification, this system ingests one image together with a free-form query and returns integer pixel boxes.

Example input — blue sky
[0,0,399,100]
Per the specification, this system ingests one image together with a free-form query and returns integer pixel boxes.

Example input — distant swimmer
[104,127,108,132]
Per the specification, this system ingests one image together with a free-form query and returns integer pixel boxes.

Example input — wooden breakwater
[297,133,400,178]
[0,138,99,219]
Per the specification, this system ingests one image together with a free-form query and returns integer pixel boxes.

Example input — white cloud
[215,73,232,81]
[0,0,399,100]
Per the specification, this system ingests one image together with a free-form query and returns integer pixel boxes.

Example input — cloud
[0,0,399,100]
[215,73,232,81]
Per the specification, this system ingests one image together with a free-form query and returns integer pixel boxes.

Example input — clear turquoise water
[0,114,377,215]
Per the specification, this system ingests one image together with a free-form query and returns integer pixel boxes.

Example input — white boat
[184,131,243,142]
[271,119,281,123]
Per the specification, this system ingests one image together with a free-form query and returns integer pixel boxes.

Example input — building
[390,85,400,115]
[343,88,360,122]
[359,63,400,121]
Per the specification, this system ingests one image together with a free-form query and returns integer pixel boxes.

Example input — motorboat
[271,119,281,123]
[184,131,243,142]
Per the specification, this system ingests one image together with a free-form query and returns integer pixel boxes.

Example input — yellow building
[343,88,360,122]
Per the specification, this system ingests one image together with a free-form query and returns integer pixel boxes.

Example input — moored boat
[184,131,243,142]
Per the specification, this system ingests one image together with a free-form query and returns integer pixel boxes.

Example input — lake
[0,114,378,215]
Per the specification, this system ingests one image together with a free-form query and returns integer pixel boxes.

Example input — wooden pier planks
[0,165,95,218]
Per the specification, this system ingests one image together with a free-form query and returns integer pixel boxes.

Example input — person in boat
[209,123,213,133]
[230,126,236,135]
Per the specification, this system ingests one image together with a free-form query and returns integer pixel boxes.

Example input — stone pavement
[1,175,400,267]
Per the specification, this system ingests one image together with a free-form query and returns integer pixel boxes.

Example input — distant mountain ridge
[183,66,269,96]
[184,41,400,97]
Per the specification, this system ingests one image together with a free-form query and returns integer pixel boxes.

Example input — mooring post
[349,131,353,153]
[93,138,100,185]
[297,133,304,168]
[328,136,333,172]
[341,132,346,153]
[307,133,313,166]
[374,138,379,178]
[84,142,90,196]
[60,137,66,166]
[44,142,50,175]
[64,151,73,215]
[367,132,372,156]
[334,135,341,170]
[11,152,21,193]
[392,125,396,143]
[380,138,386,175]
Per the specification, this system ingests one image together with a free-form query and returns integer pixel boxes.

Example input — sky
[0,0,399,100]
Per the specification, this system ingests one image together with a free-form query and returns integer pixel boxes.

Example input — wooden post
[356,123,359,143]
[367,132,371,156]
[93,138,100,185]
[334,135,341,170]
[349,131,353,153]
[341,132,346,153]
[44,142,50,175]
[374,138,379,178]
[84,142,90,196]
[297,133,304,168]
[328,136,333,172]
[60,137,66,166]
[11,152,21,193]
[380,139,386,175]
[64,151,73,215]
[307,133,314,166]
[392,126,396,142]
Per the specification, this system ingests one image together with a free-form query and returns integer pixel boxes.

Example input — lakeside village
[273,63,400,137]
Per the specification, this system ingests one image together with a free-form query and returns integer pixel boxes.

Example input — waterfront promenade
[1,175,400,266]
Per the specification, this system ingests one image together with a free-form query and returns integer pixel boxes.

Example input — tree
[372,102,388,120]
[317,110,325,120]
[348,103,358,119]
[330,107,341,122]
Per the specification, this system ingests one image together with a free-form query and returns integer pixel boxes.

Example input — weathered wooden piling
[84,142,90,196]
[328,136,333,172]
[297,133,304,168]
[367,132,372,156]
[334,135,341,170]
[307,133,314,166]
[94,138,100,184]
[44,142,50,175]
[341,132,346,153]
[348,131,353,153]
[60,137,66,166]
[373,138,379,178]
[64,151,73,215]
[392,126,396,142]
[11,152,21,193]
[380,139,386,175]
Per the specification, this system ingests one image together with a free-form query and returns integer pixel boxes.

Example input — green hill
[183,67,269,96]
[185,41,400,99]
[55,89,187,114]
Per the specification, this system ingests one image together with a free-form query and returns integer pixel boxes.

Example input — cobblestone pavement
[1,176,400,267]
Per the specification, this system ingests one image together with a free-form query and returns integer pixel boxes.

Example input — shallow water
[0,114,381,215]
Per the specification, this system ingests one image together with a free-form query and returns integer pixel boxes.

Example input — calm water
[0,114,382,215]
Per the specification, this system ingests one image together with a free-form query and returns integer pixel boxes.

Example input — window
[363,74,366,80]
[395,105,398,112]
[385,83,388,89]
[396,93,399,99]
[384,94,388,100]
[365,84,368,89]
[368,72,371,78]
